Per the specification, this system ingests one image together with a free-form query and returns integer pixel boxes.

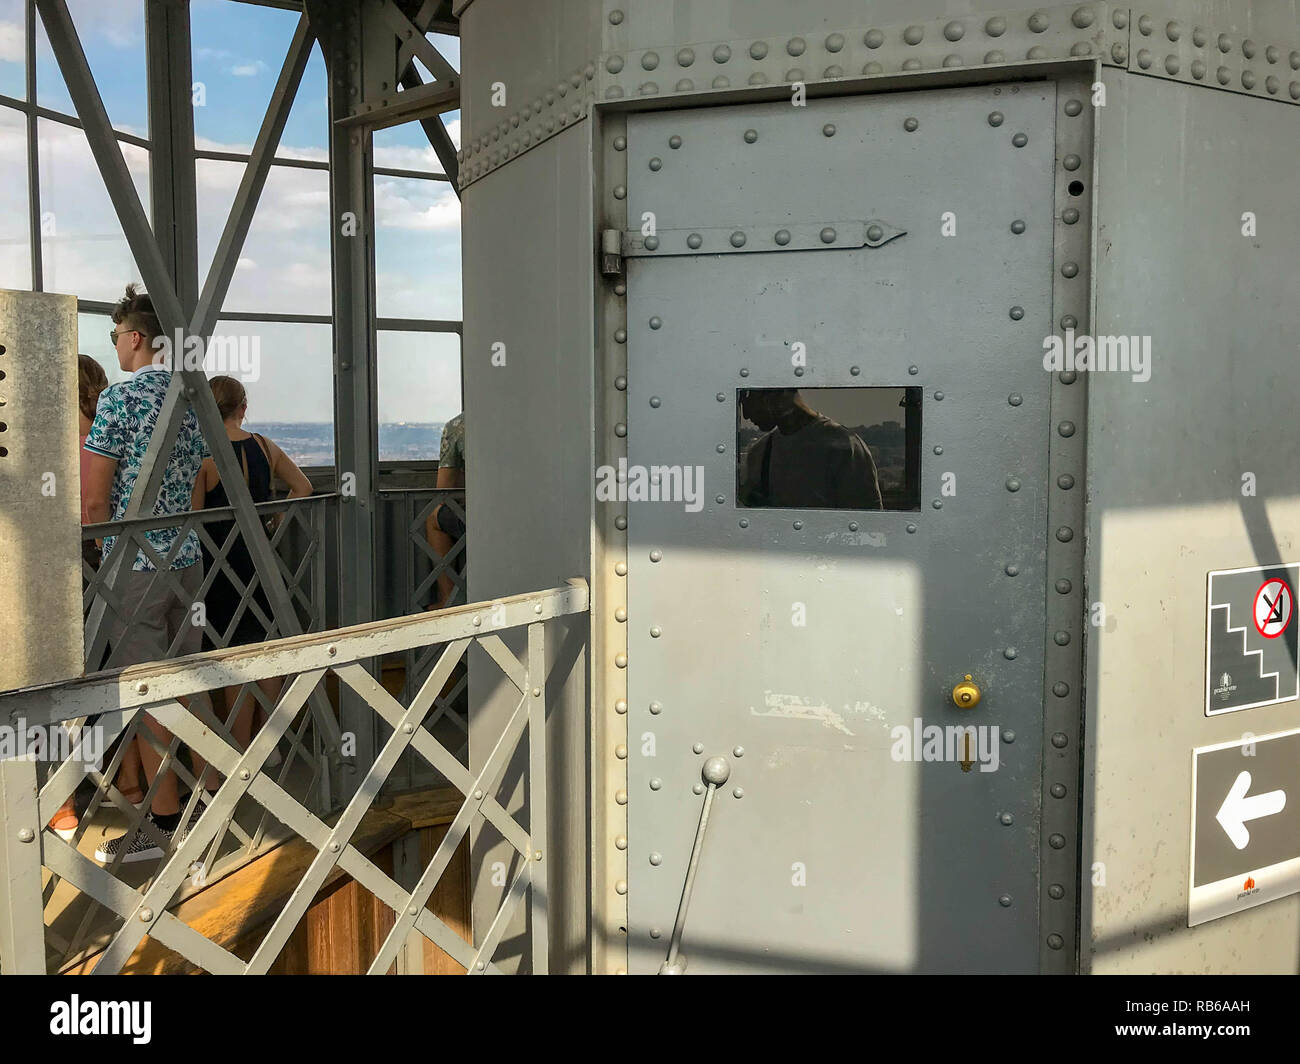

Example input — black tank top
[207,434,272,509]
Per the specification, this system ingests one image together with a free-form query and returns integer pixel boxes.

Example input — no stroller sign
[1205,564,1300,715]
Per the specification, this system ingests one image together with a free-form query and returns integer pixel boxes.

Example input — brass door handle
[952,674,981,709]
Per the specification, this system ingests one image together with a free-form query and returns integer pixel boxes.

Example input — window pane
[76,313,127,388]
[737,387,921,511]
[223,163,329,314]
[195,156,243,280]
[191,0,299,148]
[0,0,24,101]
[38,119,149,302]
[0,103,30,288]
[377,330,460,460]
[36,0,147,134]
[211,319,333,466]
[373,121,446,175]
[276,46,326,162]
[374,174,461,319]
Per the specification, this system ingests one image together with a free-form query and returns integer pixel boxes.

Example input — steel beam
[145,0,200,316]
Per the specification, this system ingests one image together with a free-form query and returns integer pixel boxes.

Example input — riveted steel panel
[1081,69,1300,974]
[624,82,1058,973]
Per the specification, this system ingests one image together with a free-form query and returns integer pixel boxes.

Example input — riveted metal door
[624,82,1058,973]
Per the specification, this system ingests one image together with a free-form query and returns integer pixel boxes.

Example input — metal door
[624,81,1057,973]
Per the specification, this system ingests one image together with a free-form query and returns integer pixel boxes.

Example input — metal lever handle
[659,756,730,975]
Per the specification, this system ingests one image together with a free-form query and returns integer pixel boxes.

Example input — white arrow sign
[1215,770,1286,850]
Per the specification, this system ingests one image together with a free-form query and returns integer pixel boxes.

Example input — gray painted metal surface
[623,84,1057,973]
[0,290,81,691]
[1082,67,1300,973]
[461,123,594,973]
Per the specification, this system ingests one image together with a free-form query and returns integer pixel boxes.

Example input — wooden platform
[60,787,471,974]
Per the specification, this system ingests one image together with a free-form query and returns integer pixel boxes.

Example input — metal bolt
[733,746,744,758]
[702,757,730,785]
[327,644,338,656]
[534,850,543,861]
[903,117,919,132]
[136,682,149,695]
[988,110,1004,126]
[822,123,836,137]
[615,699,628,714]
[532,686,542,697]
[139,908,154,922]
[1012,132,1028,147]
[17,827,34,843]
[329,841,341,852]
[693,742,704,754]
[774,229,791,245]
[649,852,662,866]
[239,768,251,780]
[819,227,837,243]
[730,230,747,248]
[743,128,757,143]
[402,722,414,734]
[1004,647,1018,660]
[473,789,483,800]
[999,895,1013,907]
[615,835,628,850]
[1000,812,1014,825]
[649,549,662,562]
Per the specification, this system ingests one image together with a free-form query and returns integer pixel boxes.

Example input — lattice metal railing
[0,580,588,975]
[377,489,468,793]
[83,494,332,669]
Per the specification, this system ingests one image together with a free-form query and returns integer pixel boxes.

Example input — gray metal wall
[458,107,594,970]
[458,0,1300,973]
[1082,67,1300,973]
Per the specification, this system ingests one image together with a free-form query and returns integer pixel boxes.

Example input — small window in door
[736,387,922,511]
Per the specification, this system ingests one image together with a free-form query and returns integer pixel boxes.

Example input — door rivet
[903,117,919,132]
[649,852,662,865]
[906,523,917,534]
[732,787,744,799]
[1010,219,1026,234]
[1053,681,1070,697]
[774,229,791,245]
[615,699,628,714]
[1005,564,1019,576]
[988,110,1004,126]
[1012,132,1028,147]
[999,895,1013,907]
[1000,813,1014,825]
[649,701,662,714]
[1002,730,1016,743]
[1004,647,1018,660]
[693,742,704,753]
[1008,393,1022,406]
[732,746,744,758]
[17,827,34,843]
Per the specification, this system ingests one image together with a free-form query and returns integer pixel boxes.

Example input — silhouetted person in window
[738,389,883,510]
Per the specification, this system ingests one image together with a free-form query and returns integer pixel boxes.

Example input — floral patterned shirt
[83,365,210,571]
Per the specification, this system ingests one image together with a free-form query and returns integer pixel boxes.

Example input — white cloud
[0,20,22,64]
[230,60,269,77]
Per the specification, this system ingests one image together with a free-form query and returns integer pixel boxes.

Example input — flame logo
[1244,877,1255,890]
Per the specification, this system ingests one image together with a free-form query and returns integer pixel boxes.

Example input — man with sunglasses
[83,283,211,863]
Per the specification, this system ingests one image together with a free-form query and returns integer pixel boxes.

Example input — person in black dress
[193,376,313,788]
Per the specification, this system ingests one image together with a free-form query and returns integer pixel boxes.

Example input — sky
[0,0,463,425]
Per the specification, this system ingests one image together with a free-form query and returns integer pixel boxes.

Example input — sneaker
[93,809,201,865]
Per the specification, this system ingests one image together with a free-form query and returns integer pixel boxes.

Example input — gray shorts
[104,561,206,669]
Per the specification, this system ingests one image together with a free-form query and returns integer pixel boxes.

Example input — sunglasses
[109,328,139,346]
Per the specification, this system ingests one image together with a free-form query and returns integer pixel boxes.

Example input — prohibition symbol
[1253,578,1293,639]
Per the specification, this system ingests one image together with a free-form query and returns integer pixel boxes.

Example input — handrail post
[527,621,548,975]
[0,755,47,974]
